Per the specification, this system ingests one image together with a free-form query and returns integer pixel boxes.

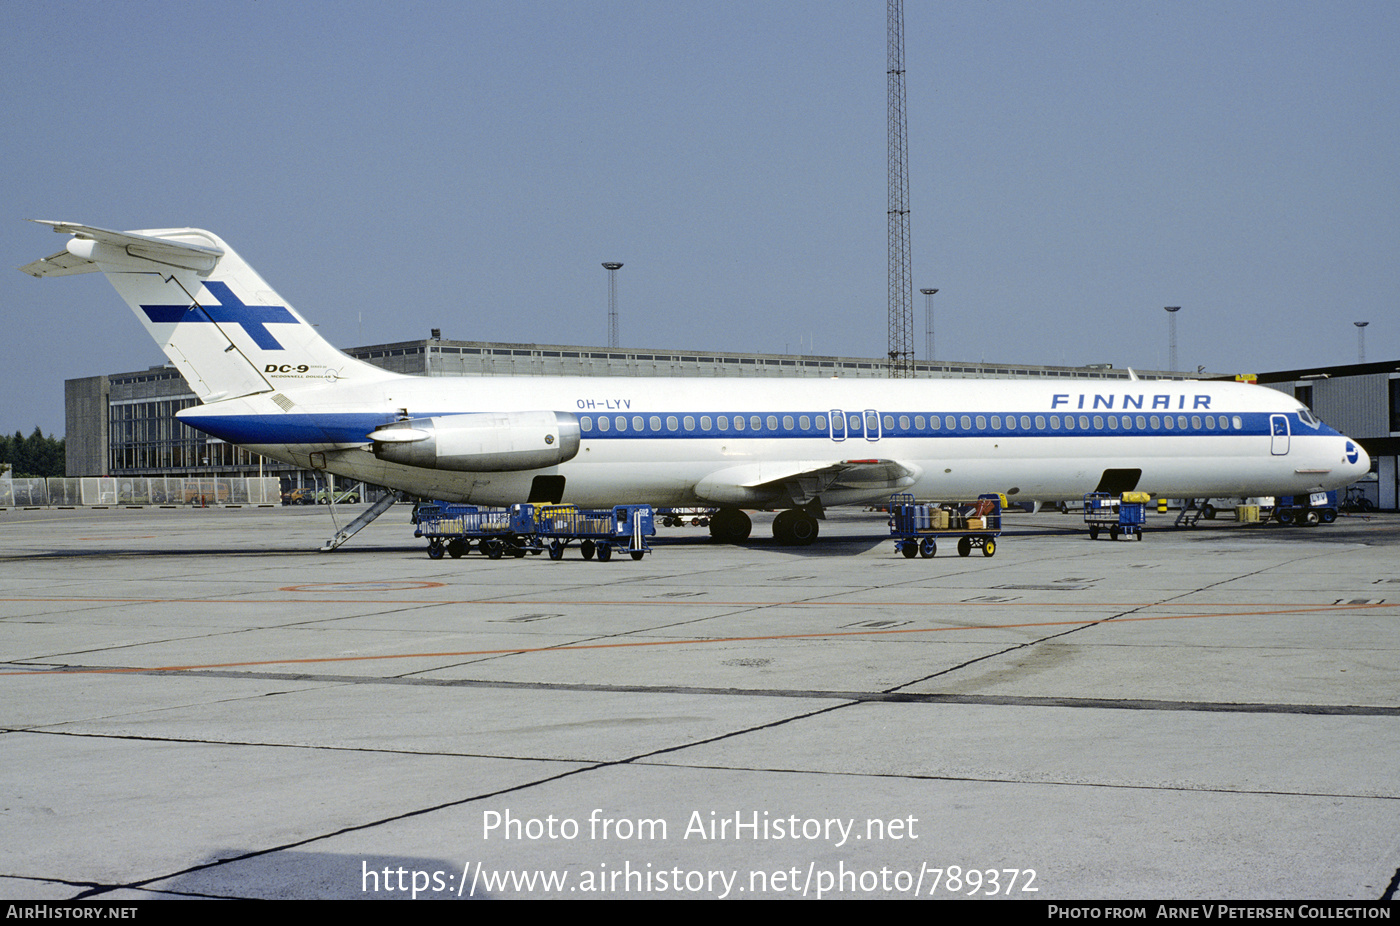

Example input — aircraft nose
[1343,438,1370,477]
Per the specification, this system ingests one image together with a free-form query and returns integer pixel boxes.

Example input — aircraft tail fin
[21,221,394,402]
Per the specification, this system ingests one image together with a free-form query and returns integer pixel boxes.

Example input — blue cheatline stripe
[574,410,1291,441]
[176,409,1324,447]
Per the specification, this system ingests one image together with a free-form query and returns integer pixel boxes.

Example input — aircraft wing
[694,458,921,507]
[19,220,224,277]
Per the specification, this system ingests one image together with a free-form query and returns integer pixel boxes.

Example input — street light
[1164,307,1181,372]
[920,288,939,362]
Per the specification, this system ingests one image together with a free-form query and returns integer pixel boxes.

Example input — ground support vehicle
[415,503,540,559]
[657,507,717,528]
[534,504,656,561]
[1272,491,1338,526]
[1084,492,1146,541]
[888,493,1002,559]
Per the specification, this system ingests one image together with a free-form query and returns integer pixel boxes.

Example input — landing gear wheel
[957,536,972,557]
[772,509,819,545]
[596,543,612,562]
[982,538,996,557]
[548,540,564,561]
[708,508,752,543]
[581,539,596,561]
[919,537,937,559]
[900,542,917,559]
[447,538,467,559]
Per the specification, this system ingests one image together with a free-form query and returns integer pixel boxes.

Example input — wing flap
[695,459,921,506]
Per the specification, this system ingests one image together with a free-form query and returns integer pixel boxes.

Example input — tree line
[0,427,65,478]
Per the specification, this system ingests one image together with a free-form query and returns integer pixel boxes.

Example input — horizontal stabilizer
[19,220,224,277]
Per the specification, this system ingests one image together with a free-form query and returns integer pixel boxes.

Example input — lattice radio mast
[887,0,914,377]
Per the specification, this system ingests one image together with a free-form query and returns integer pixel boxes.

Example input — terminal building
[63,337,1396,509]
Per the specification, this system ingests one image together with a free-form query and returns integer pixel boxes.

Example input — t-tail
[19,221,394,402]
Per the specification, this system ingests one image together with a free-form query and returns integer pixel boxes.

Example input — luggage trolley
[415,502,540,559]
[1083,492,1147,541]
[535,504,656,562]
[888,493,1002,559]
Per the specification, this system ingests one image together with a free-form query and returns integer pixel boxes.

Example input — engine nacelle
[369,411,580,472]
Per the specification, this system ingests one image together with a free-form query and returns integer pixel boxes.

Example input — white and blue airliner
[22,221,1370,544]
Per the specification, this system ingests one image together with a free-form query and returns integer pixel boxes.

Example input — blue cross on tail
[140,281,297,351]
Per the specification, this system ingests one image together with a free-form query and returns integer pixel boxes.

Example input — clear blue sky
[3,0,1397,437]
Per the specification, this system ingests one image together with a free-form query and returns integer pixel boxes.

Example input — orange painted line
[0,603,1391,678]
[0,595,1395,610]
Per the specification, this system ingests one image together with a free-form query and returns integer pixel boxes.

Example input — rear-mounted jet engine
[369,411,580,472]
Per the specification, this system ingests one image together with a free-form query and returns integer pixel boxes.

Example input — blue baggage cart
[888,493,1002,559]
[534,504,656,561]
[1083,492,1146,541]
[415,502,540,559]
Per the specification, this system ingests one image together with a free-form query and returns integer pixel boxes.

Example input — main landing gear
[707,508,752,543]
[708,508,820,546]
[771,509,819,546]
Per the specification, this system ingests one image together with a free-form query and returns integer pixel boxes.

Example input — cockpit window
[1297,407,1319,427]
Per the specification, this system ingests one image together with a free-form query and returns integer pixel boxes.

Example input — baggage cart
[888,493,1002,559]
[1084,492,1146,541]
[415,502,540,559]
[535,504,656,561]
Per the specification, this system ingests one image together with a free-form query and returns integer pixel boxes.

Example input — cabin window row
[577,413,1248,434]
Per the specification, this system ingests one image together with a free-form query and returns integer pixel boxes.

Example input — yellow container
[1121,491,1150,503]
[1236,505,1260,523]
